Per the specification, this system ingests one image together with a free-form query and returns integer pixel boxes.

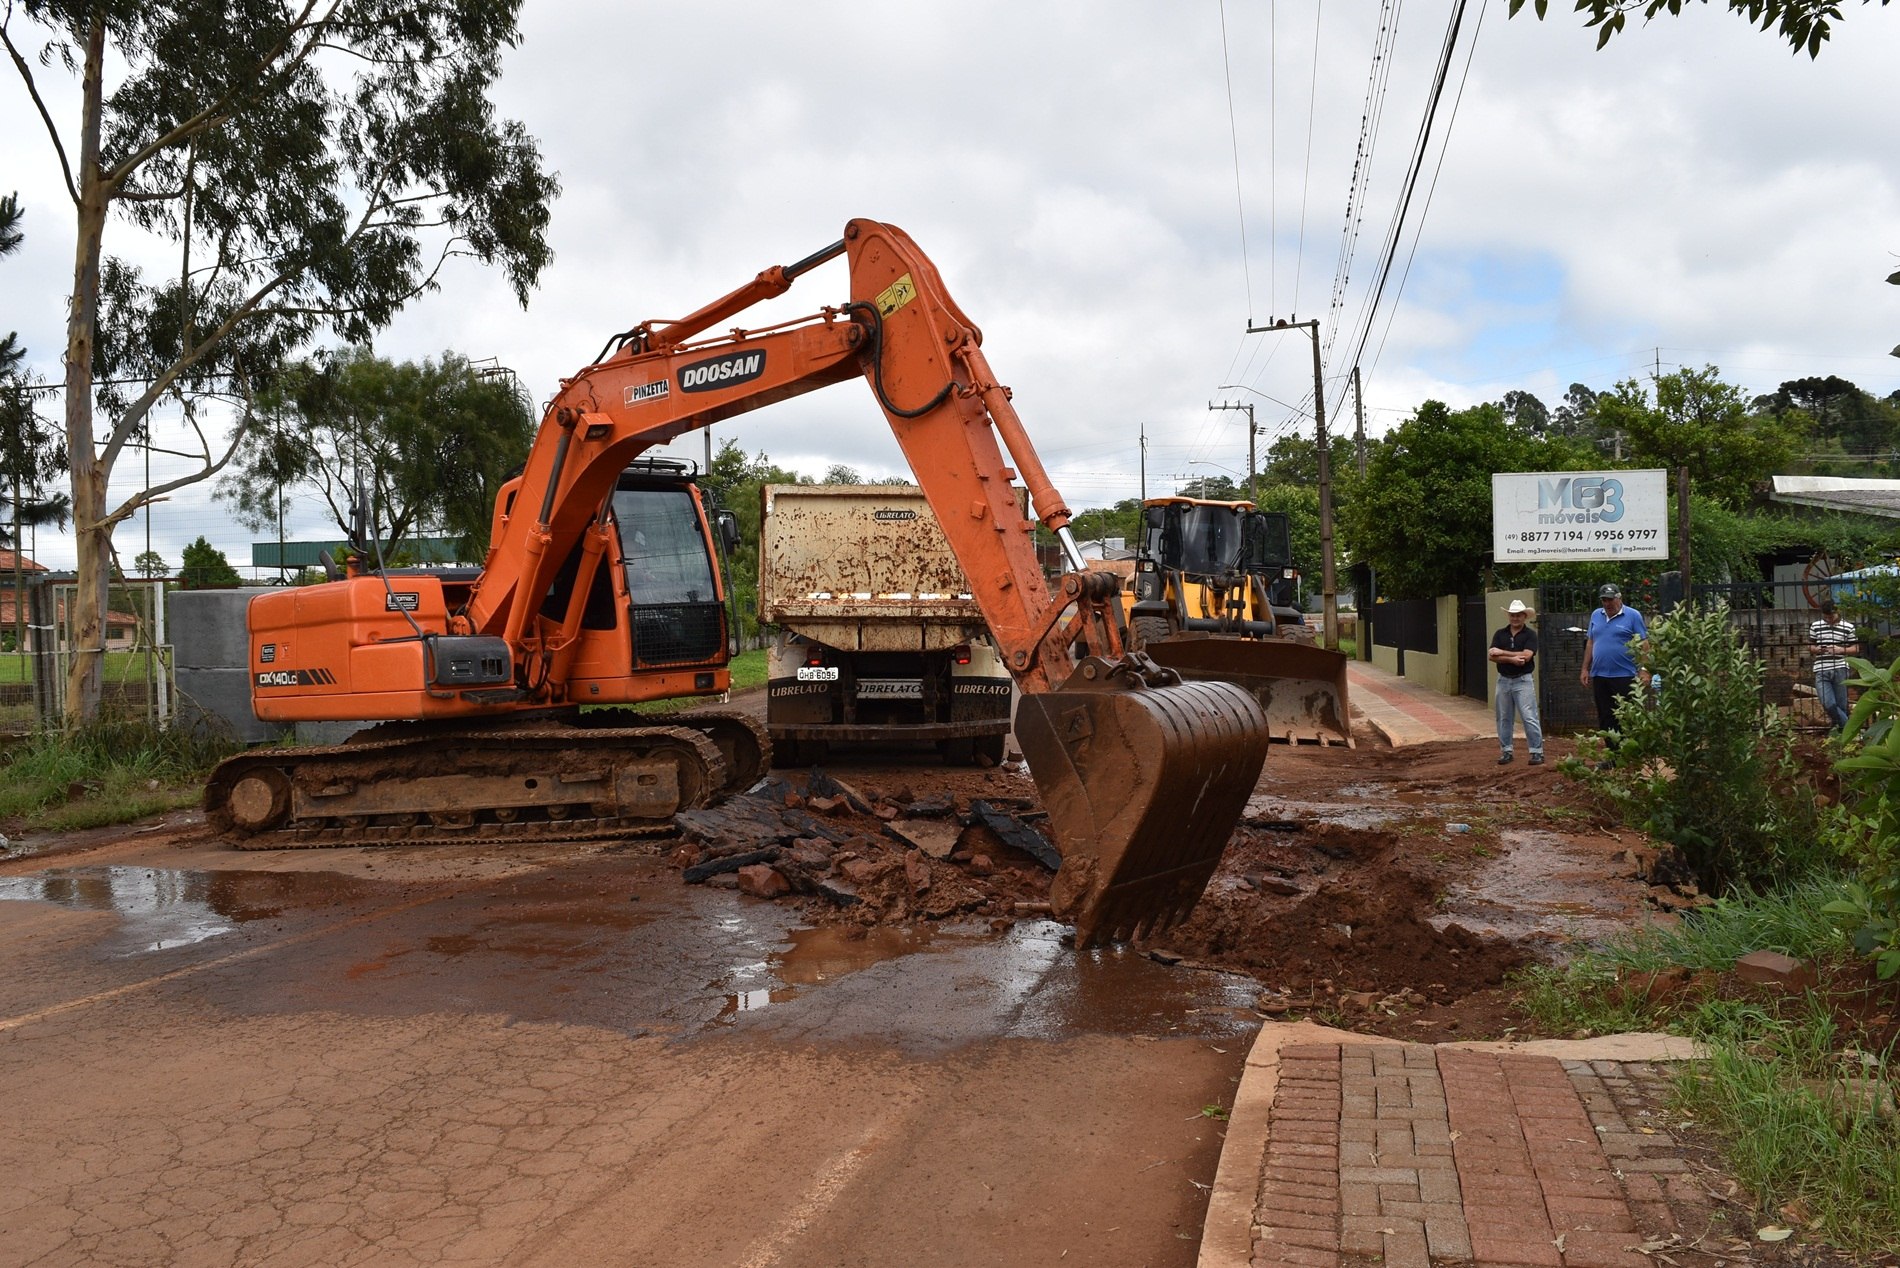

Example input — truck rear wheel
[771,737,803,769]
[974,734,1006,767]
[938,737,975,766]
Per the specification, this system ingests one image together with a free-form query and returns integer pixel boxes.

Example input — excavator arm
[463,218,1271,943]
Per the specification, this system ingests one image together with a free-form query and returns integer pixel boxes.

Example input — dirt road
[0,713,1662,1267]
[0,828,1251,1267]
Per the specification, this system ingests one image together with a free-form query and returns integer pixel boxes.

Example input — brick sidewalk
[1239,1041,1694,1268]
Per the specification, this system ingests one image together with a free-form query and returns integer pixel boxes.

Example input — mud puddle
[712,916,1261,1053]
[1432,828,1658,952]
[0,864,383,956]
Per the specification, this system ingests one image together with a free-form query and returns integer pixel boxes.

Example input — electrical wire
[1346,0,1487,406]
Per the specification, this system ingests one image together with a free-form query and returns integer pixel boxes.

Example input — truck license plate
[795,666,840,682]
[857,679,923,699]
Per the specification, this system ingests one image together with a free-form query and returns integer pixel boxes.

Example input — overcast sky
[4,0,1898,573]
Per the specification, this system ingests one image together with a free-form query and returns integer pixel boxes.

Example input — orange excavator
[204,219,1270,944]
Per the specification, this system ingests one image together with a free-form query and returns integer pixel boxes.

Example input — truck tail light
[805,648,825,667]
[951,644,971,665]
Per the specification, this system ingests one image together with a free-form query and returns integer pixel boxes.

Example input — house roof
[0,549,49,574]
[1771,476,1900,520]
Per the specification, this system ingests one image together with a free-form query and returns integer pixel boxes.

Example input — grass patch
[0,719,236,832]
[728,648,768,693]
[1516,878,1898,1252]
[1676,996,1900,1255]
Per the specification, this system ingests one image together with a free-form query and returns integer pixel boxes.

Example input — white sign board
[1492,470,1670,563]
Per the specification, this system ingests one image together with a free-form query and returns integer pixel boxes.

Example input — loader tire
[1131,615,1172,651]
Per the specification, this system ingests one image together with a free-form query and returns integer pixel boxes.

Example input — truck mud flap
[1140,636,1353,746]
[1014,678,1268,946]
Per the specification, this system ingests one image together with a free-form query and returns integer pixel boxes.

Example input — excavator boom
[218,219,1270,945]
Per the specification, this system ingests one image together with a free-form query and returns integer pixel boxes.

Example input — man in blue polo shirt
[1580,583,1649,764]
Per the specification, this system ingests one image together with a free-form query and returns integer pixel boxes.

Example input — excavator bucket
[1139,635,1354,747]
[1014,674,1269,947]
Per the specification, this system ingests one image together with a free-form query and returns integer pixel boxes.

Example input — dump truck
[758,484,1013,768]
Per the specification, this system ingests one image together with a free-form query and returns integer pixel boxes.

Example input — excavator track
[577,708,771,795]
[205,725,729,851]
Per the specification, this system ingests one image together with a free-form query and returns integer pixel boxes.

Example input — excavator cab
[1130,496,1352,746]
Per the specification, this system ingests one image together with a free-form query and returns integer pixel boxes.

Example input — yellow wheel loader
[1128,497,1352,745]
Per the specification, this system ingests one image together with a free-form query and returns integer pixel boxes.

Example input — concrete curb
[1197,1023,1708,1268]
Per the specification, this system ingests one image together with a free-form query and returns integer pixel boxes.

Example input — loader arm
[459,218,1269,944]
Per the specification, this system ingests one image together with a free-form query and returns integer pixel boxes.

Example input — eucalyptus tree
[216,348,535,558]
[2,0,558,722]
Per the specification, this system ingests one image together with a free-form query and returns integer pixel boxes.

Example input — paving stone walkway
[1205,1028,1705,1268]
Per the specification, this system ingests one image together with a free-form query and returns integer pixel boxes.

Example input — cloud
[2,0,1897,573]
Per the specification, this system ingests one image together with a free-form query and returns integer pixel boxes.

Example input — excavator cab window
[613,486,725,666]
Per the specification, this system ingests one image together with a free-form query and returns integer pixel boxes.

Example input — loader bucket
[1014,675,1269,946]
[1140,635,1354,746]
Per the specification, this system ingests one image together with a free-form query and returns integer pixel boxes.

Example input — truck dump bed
[758,485,986,651]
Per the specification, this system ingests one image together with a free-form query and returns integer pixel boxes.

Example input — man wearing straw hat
[1488,598,1544,766]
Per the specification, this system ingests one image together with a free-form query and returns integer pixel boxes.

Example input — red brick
[1260,1193,1339,1219]
[1557,1228,1652,1268]
[1424,1213,1472,1259]
[1734,949,1817,991]
[1257,1207,1336,1231]
[1467,1232,1561,1265]
[1256,1222,1339,1250]
[1251,1238,1339,1267]
[1263,1178,1338,1203]
[1619,1173,1664,1201]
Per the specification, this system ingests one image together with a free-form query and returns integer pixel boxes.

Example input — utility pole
[1247,317,1337,650]
[1139,424,1147,501]
[1352,366,1368,479]
[1206,400,1258,502]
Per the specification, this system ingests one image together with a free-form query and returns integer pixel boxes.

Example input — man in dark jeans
[1579,583,1649,768]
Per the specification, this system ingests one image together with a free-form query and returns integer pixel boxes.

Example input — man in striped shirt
[1808,598,1859,732]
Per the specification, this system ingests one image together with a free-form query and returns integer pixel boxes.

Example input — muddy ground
[660,711,1655,1043]
[0,703,1848,1267]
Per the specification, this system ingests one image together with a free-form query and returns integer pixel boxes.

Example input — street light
[1216,383,1312,420]
[1188,459,1244,500]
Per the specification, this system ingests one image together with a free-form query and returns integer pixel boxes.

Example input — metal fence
[0,577,173,733]
[1534,578,1834,735]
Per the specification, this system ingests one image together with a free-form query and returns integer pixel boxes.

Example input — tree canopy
[215,348,535,558]
[1506,0,1891,57]
[1594,366,1805,509]
[178,535,240,588]
[1339,400,1596,599]
[3,0,558,721]
[0,191,70,551]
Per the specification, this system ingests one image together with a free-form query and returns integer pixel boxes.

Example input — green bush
[1824,652,1900,979]
[1582,601,1825,893]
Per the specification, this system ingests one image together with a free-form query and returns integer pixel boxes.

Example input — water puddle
[0,867,239,954]
[1432,828,1654,950]
[716,924,944,1018]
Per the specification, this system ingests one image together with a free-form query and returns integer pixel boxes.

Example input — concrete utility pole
[1206,400,1258,503]
[1352,366,1367,479]
[1246,317,1338,650]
